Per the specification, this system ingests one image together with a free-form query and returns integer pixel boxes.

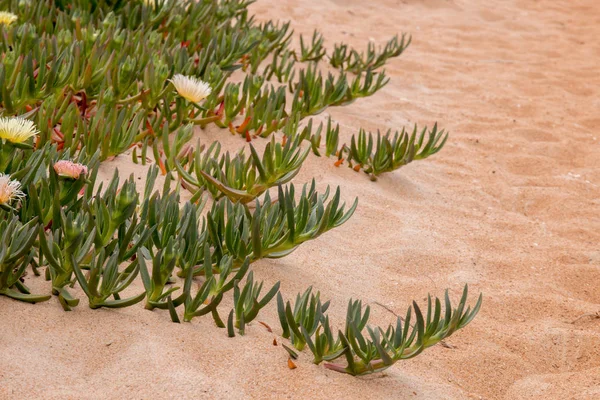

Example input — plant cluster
[30,161,352,315]
[330,34,411,73]
[278,285,481,375]
[292,116,448,181]
[0,0,479,379]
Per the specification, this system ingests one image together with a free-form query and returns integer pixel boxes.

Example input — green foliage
[303,315,344,365]
[264,49,296,83]
[297,30,326,63]
[276,284,482,376]
[72,248,145,309]
[0,0,476,379]
[277,287,330,351]
[0,216,49,303]
[0,0,439,186]
[329,43,350,70]
[211,181,357,264]
[85,172,155,260]
[345,124,448,180]
[293,116,340,157]
[290,64,349,118]
[181,253,250,324]
[188,135,309,204]
[329,34,411,73]
[175,139,225,200]
[331,286,481,375]
[138,243,179,310]
[233,271,280,335]
[38,211,95,310]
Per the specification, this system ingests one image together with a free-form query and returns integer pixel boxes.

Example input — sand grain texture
[1,0,600,399]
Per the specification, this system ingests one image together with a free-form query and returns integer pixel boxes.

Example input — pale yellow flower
[53,160,88,180]
[0,116,38,144]
[0,11,17,26]
[169,74,212,103]
[0,174,25,206]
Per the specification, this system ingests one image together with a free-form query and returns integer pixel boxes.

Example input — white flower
[169,74,212,103]
[0,116,38,144]
[0,11,17,26]
[0,174,25,206]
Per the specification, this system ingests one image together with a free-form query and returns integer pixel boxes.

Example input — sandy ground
[2,0,600,399]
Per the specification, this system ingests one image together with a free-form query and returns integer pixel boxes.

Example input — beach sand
[1,0,599,398]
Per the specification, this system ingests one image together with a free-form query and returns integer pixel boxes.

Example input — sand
[1,0,599,398]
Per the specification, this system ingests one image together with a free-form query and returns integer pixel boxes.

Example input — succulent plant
[85,172,155,260]
[277,287,331,351]
[250,182,357,259]
[0,0,474,380]
[297,30,326,63]
[292,116,340,158]
[205,198,252,271]
[0,0,440,186]
[302,314,345,365]
[247,20,292,75]
[175,139,224,200]
[0,216,50,303]
[82,105,145,161]
[72,248,145,309]
[181,245,250,324]
[27,153,97,227]
[197,135,310,204]
[275,285,481,374]
[203,181,357,271]
[232,271,280,335]
[346,69,390,104]
[314,285,481,376]
[329,34,411,73]
[38,211,95,310]
[237,85,287,140]
[290,64,349,118]
[345,123,448,180]
[137,242,179,311]
[264,49,296,83]
[329,43,351,70]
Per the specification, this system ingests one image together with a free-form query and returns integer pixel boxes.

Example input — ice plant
[138,242,183,310]
[232,271,280,335]
[170,74,212,104]
[0,11,17,26]
[298,30,326,62]
[202,181,357,270]
[86,173,144,252]
[0,173,25,208]
[38,212,95,311]
[72,249,145,309]
[181,252,251,324]
[0,117,38,144]
[186,136,310,204]
[279,285,483,376]
[0,217,50,303]
[26,154,99,228]
[277,287,331,351]
[53,160,88,179]
[0,0,476,379]
[345,123,448,181]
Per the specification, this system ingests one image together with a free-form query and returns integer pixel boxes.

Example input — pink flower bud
[53,160,88,180]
